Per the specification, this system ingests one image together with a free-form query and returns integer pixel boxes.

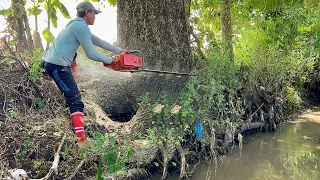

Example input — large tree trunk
[220,0,234,62]
[117,0,191,73]
[117,0,191,106]
[77,1,192,122]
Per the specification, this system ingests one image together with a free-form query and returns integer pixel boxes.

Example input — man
[42,1,127,143]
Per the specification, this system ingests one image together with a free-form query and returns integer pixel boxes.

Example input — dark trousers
[41,61,84,114]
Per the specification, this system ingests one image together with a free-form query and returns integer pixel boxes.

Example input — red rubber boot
[70,112,86,142]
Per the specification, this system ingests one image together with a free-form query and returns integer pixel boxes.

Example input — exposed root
[223,123,236,149]
[35,133,66,180]
[236,133,243,160]
[236,122,265,134]
[209,126,219,176]
[248,103,264,122]
[123,105,153,138]
[205,159,212,180]
[209,126,216,157]
[177,145,188,180]
[159,147,168,180]
[66,159,86,180]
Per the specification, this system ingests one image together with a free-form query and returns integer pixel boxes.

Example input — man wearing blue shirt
[42,2,127,143]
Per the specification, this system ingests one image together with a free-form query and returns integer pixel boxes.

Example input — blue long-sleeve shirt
[43,17,121,66]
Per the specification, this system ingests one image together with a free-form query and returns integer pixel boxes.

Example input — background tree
[1,0,34,51]
[28,0,44,50]
[42,0,71,50]
[220,0,233,62]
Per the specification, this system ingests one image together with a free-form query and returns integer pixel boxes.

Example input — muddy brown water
[149,108,320,180]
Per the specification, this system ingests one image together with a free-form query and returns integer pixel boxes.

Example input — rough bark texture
[11,0,29,51]
[116,0,192,106]
[220,0,233,62]
[46,0,51,50]
[117,0,191,73]
[23,10,34,50]
[33,31,44,51]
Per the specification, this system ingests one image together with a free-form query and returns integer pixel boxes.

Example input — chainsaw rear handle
[126,50,143,59]
[103,50,144,71]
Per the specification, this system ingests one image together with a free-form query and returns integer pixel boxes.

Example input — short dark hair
[77,10,93,18]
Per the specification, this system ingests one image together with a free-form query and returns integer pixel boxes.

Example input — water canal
[150,108,320,180]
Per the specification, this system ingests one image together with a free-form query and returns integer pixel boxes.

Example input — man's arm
[91,34,121,54]
[71,22,113,64]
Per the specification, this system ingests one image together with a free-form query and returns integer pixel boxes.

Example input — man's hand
[112,56,120,64]
[120,49,131,54]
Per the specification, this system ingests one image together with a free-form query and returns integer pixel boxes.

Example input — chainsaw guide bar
[103,50,193,76]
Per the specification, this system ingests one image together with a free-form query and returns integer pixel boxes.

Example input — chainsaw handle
[127,50,143,56]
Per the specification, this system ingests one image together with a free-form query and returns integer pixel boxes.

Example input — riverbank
[148,107,320,180]
[1,55,318,179]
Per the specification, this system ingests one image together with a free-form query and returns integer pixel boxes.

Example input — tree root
[123,105,153,138]
[35,133,66,180]
[235,122,265,134]
[66,158,86,180]
[177,145,188,180]
[236,133,243,160]
[209,126,216,158]
[160,147,168,180]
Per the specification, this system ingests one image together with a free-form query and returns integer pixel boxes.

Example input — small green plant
[7,107,18,119]
[285,86,303,110]
[35,97,45,109]
[33,160,42,169]
[81,132,135,178]
[20,139,33,159]
[28,49,45,82]
[141,54,243,147]
[23,139,33,148]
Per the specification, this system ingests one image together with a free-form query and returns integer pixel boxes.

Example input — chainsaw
[103,50,191,76]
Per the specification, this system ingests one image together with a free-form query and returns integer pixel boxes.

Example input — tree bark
[23,8,34,50]
[117,0,191,102]
[46,0,51,50]
[220,0,233,62]
[117,0,191,73]
[11,0,28,51]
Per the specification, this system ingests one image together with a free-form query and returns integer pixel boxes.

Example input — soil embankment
[1,55,315,179]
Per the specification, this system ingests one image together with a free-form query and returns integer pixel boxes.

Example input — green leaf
[29,76,37,82]
[42,28,55,42]
[53,1,71,19]
[96,167,103,180]
[44,1,48,10]
[8,40,17,45]
[35,97,45,109]
[108,0,117,6]
[108,136,116,145]
[3,66,10,71]
[127,148,135,160]
[50,7,58,28]
[93,132,105,145]
[28,5,43,16]
[0,8,12,17]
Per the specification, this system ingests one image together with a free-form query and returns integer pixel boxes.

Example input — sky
[0,0,118,45]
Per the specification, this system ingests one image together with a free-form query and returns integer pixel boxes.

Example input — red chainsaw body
[103,54,143,71]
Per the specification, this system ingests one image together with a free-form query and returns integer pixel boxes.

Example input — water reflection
[150,109,320,180]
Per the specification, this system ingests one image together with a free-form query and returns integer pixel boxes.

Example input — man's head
[76,2,101,25]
